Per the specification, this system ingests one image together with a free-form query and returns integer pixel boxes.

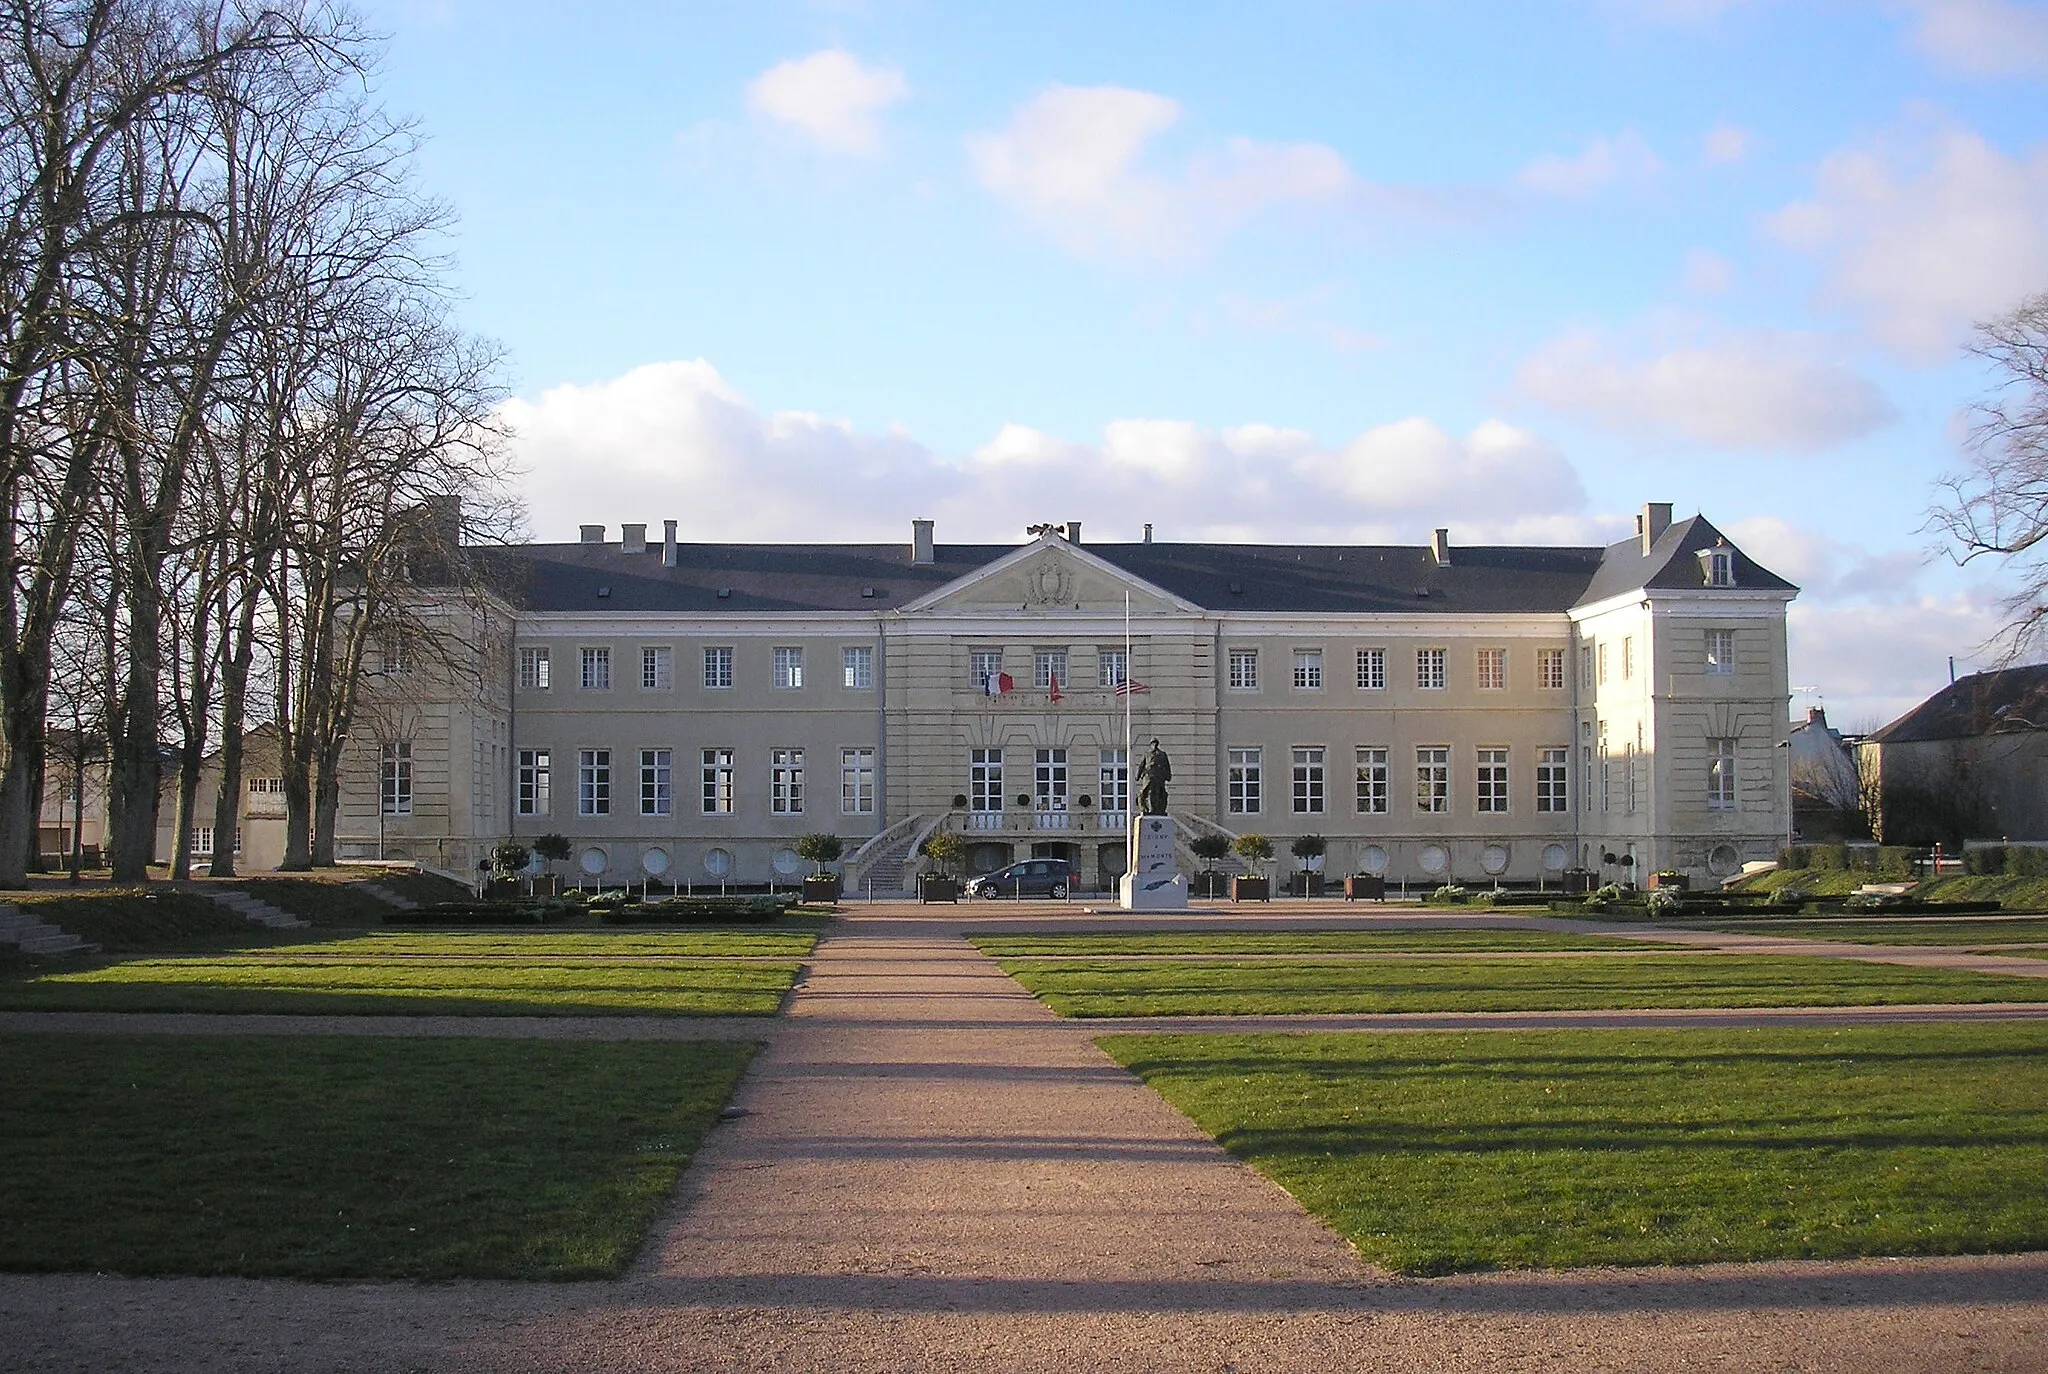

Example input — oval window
[1481,844,1510,875]
[1542,843,1569,873]
[641,847,671,876]
[772,847,801,876]
[1418,844,1449,876]
[1361,845,1389,874]
[1709,844,1741,877]
[578,847,607,875]
[704,847,734,877]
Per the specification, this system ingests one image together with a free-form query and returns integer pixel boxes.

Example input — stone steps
[200,888,309,930]
[356,882,417,910]
[0,902,93,955]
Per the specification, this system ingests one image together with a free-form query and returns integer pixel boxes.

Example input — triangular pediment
[898,535,1201,617]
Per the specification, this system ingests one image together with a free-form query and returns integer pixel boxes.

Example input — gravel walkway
[4,906,2046,1371]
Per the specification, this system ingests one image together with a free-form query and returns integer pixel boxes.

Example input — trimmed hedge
[1964,846,2048,878]
[597,895,794,925]
[1778,845,1923,878]
[384,901,572,926]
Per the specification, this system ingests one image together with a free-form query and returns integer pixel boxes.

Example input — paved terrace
[4,902,2046,1372]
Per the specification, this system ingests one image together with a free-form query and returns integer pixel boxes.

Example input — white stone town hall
[335,503,1798,895]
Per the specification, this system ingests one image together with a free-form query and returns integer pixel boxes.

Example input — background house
[1858,665,2048,845]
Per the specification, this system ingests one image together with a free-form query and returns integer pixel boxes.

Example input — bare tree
[1932,290,2048,657]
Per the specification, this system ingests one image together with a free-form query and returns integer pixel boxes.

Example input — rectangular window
[1417,647,1446,690]
[1033,649,1067,690]
[578,749,610,816]
[701,748,734,814]
[1476,747,1509,813]
[190,826,214,855]
[1415,746,1449,814]
[638,748,672,816]
[771,748,805,814]
[1227,747,1262,815]
[1355,647,1385,691]
[1538,647,1566,691]
[247,777,284,794]
[1099,748,1128,814]
[1706,548,1735,586]
[1599,721,1612,812]
[1034,748,1068,810]
[1706,629,1736,676]
[580,647,610,691]
[841,747,875,814]
[517,749,551,816]
[773,647,804,690]
[1708,737,1737,810]
[970,649,1003,690]
[971,748,1004,812]
[1292,746,1326,814]
[1623,636,1636,681]
[1581,645,1595,691]
[1477,647,1506,691]
[1597,642,1609,686]
[642,646,672,691]
[1228,648,1258,690]
[380,742,412,816]
[1098,647,1127,689]
[703,646,734,689]
[842,646,873,690]
[1626,743,1640,813]
[1355,747,1388,814]
[1292,649,1323,690]
[519,646,550,690]
[1537,747,1569,813]
[379,633,408,676]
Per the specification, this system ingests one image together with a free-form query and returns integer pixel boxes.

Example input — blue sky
[363,0,2048,727]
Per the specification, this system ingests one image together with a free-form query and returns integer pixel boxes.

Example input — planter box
[918,875,959,903]
[1291,873,1326,898]
[1344,874,1386,902]
[801,874,842,905]
[1231,875,1271,902]
[1648,872,1689,891]
[1192,871,1230,898]
[1561,868,1596,895]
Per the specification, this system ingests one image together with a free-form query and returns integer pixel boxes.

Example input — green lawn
[0,940,800,1016]
[969,930,1648,957]
[280,930,819,958]
[1101,1023,2048,1275]
[1688,917,2048,946]
[998,953,2048,1017]
[0,1033,755,1278]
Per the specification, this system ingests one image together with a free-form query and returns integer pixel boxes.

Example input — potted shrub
[530,833,571,896]
[1289,834,1327,897]
[1190,833,1231,898]
[489,840,530,899]
[796,833,843,905]
[1231,833,1273,901]
[919,831,965,902]
[1345,870,1385,901]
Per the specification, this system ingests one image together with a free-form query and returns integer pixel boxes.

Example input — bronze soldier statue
[1135,738,1172,816]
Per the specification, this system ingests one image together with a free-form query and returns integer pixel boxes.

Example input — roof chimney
[1142,522,1153,544]
[911,517,935,566]
[1640,502,1672,555]
[1064,520,1082,545]
[662,519,678,568]
[1429,528,1450,566]
[579,524,605,544]
[621,523,647,555]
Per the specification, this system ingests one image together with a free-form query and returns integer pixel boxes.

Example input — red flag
[1048,673,1063,704]
[1113,679,1150,696]
[983,671,1013,698]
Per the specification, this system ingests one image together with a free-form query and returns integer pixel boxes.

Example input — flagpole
[1124,591,1134,887]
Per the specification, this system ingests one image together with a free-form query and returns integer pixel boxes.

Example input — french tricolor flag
[983,671,1014,697]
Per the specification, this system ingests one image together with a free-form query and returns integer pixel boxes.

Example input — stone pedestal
[1119,814,1187,910]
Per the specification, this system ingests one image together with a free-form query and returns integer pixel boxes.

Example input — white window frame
[1623,636,1635,682]
[771,748,805,814]
[1416,746,1450,814]
[1355,647,1385,691]
[1099,748,1128,814]
[1292,746,1326,815]
[701,748,734,815]
[1417,647,1446,691]
[1292,649,1323,690]
[640,748,672,817]
[1098,648,1128,689]
[1476,647,1506,692]
[580,647,611,691]
[517,748,550,816]
[1476,747,1509,814]
[381,742,412,816]
[1034,748,1068,811]
[1355,746,1388,814]
[841,747,875,814]
[519,646,550,690]
[642,645,673,691]
[1228,648,1258,691]
[773,647,805,690]
[1537,747,1569,813]
[703,646,734,690]
[1708,738,1737,811]
[578,748,610,816]
[1227,747,1262,815]
[970,748,1004,813]
[842,646,873,690]
[1706,629,1736,677]
[1033,649,1068,691]
[1538,648,1566,691]
[970,649,1003,691]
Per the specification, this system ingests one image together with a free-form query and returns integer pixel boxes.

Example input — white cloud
[1515,328,1896,450]
[745,50,908,155]
[1702,123,1753,163]
[1514,130,1660,197]
[1218,288,1386,354]
[965,85,1355,259]
[1724,516,1928,600]
[1905,0,2048,78]
[1767,121,2048,360]
[503,359,1589,548]
[1596,0,1758,20]
[1681,247,1735,294]
[1787,596,2015,731]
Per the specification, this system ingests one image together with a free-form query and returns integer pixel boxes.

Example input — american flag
[1113,679,1150,696]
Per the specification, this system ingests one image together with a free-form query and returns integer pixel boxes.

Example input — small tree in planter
[490,841,531,897]
[1190,833,1231,898]
[796,833,844,905]
[531,834,571,896]
[1232,833,1274,901]
[1289,834,1327,897]
[920,831,966,902]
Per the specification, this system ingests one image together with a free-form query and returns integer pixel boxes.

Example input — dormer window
[1701,548,1735,587]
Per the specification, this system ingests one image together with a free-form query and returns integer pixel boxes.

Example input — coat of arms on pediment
[1022,556,1074,606]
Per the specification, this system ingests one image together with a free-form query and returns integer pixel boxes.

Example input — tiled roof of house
[472,519,1794,616]
[1868,664,2048,744]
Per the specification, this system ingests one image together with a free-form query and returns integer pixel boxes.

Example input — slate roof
[1868,664,2048,744]
[471,519,1795,616]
